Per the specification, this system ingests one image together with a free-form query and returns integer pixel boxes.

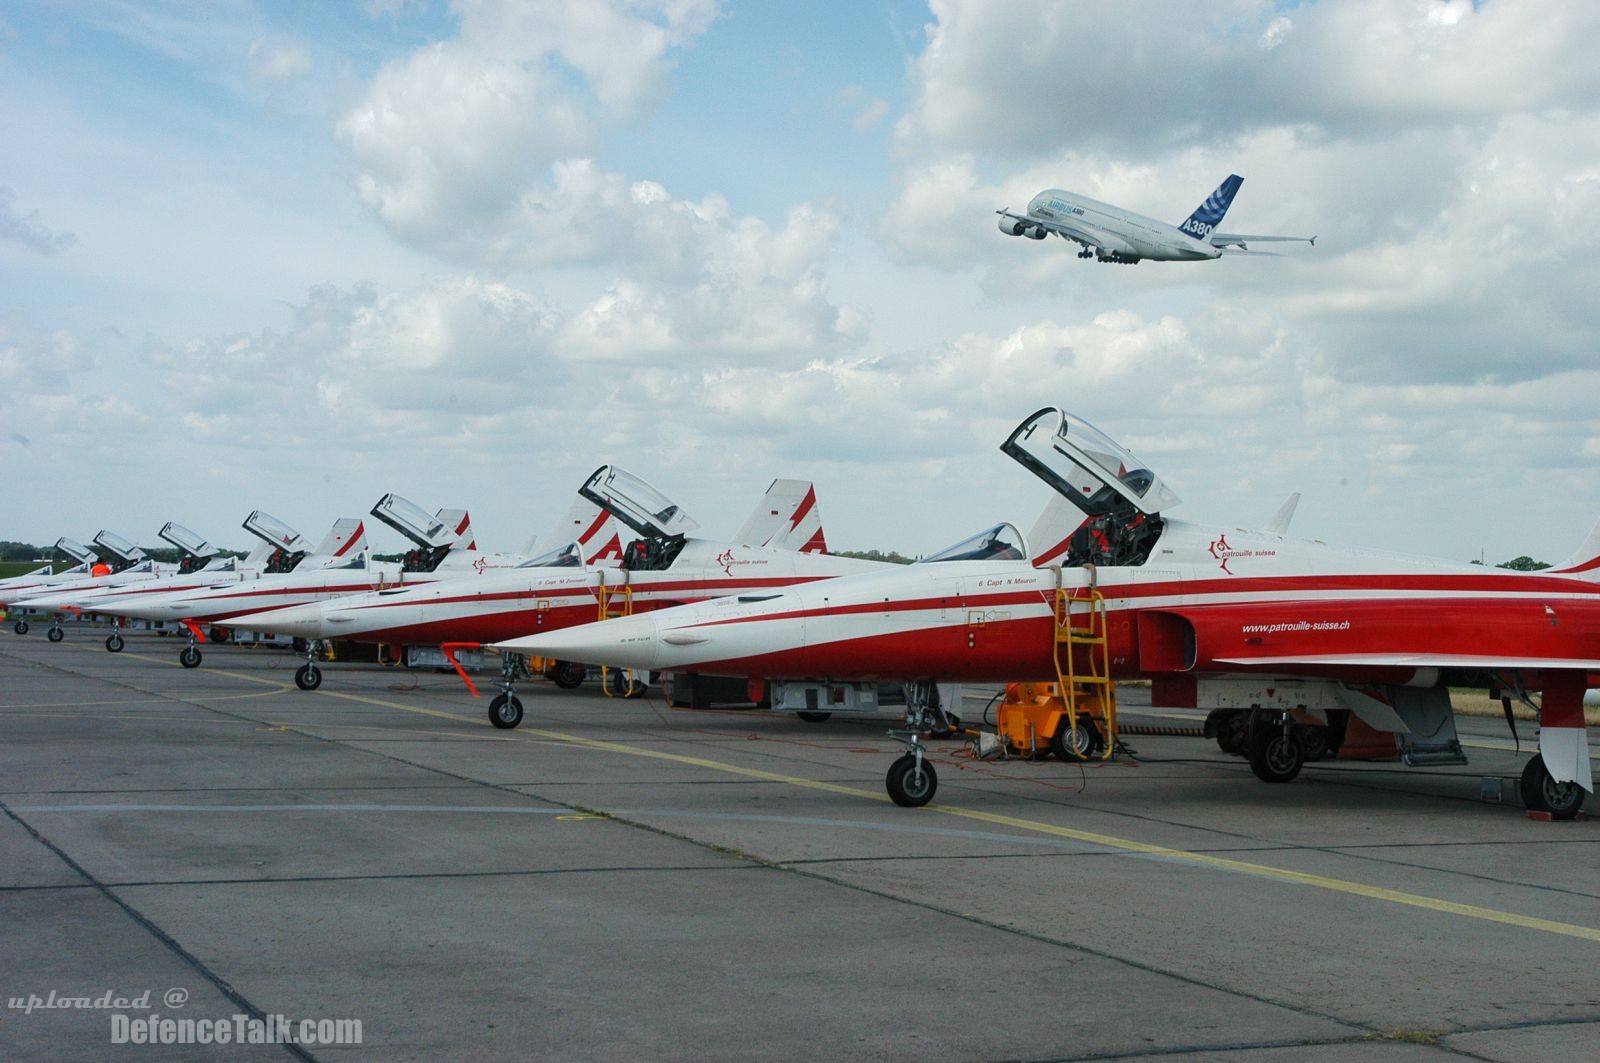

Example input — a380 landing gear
[294,640,323,690]
[488,653,528,729]
[1520,757,1586,820]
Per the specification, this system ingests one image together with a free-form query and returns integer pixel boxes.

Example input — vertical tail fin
[313,518,367,559]
[1263,492,1300,537]
[1026,493,1090,567]
[1178,174,1243,241]
[433,509,476,551]
[535,496,625,567]
[1552,518,1600,580]
[735,479,828,553]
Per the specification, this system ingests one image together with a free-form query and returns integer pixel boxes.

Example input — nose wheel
[179,645,202,668]
[885,743,938,807]
[47,624,64,643]
[487,654,528,728]
[294,641,324,691]
[105,619,124,653]
[12,619,28,635]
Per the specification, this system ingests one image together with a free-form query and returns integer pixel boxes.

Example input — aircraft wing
[1210,232,1316,249]
[997,209,1122,252]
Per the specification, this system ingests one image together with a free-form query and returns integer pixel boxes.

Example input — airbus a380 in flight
[998,174,1314,264]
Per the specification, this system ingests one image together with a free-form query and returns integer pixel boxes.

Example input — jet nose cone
[495,614,664,671]
[231,603,324,638]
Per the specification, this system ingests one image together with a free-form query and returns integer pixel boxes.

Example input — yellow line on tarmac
[119,655,1600,945]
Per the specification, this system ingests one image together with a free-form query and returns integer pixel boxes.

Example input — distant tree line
[832,548,917,565]
[0,541,246,563]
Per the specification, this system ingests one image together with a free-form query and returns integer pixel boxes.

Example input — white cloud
[0,187,75,254]
[339,0,719,239]
[899,0,1600,156]
[247,35,313,81]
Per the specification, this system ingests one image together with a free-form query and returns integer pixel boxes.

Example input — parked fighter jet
[22,517,361,652]
[2,538,102,621]
[6,530,184,640]
[229,471,882,719]
[499,407,1600,819]
[110,496,551,672]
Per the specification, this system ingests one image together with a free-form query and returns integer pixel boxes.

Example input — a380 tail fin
[735,479,828,553]
[314,518,367,559]
[1178,174,1243,240]
[1552,518,1600,579]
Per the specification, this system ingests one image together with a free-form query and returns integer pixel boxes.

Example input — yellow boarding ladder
[1052,585,1117,759]
[595,572,638,698]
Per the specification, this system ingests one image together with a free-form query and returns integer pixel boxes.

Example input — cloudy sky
[3,0,1597,564]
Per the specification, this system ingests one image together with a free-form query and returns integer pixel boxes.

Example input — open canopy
[918,523,1028,564]
[54,537,98,565]
[158,522,219,559]
[242,511,309,553]
[370,494,458,550]
[92,530,145,562]
[579,466,700,540]
[1001,407,1180,519]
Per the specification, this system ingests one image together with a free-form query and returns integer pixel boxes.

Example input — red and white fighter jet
[230,470,881,724]
[499,407,1600,816]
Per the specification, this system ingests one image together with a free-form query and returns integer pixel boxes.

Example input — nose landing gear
[883,681,962,807]
[487,653,528,729]
[294,640,324,690]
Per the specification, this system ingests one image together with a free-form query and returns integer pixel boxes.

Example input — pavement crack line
[0,796,318,1063]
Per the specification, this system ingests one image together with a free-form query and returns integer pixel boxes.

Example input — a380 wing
[997,209,1114,250]
[1210,232,1316,249]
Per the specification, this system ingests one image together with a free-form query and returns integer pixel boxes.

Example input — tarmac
[1,630,1596,1061]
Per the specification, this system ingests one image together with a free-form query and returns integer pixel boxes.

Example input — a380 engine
[998,216,1047,239]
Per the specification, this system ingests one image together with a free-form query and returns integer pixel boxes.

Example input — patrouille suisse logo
[1208,533,1275,575]
[716,548,736,576]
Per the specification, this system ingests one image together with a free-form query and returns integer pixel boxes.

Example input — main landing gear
[47,622,64,643]
[12,619,28,635]
[294,640,324,690]
[488,653,529,729]
[1245,710,1304,783]
[884,681,962,807]
[1520,757,1586,820]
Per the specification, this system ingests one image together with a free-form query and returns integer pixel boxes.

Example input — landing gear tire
[1215,711,1248,756]
[1296,725,1331,762]
[488,693,525,729]
[12,620,28,635]
[1051,718,1102,760]
[797,711,832,723]
[209,626,231,644]
[1520,757,1585,820]
[179,646,202,669]
[886,754,937,808]
[549,661,586,689]
[105,634,124,653]
[47,626,64,643]
[294,664,322,691]
[1247,716,1303,783]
